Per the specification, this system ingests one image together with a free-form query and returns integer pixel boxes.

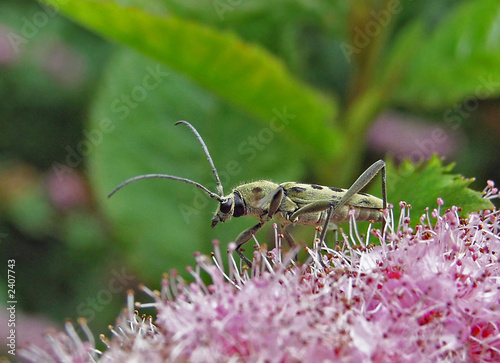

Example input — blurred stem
[332,88,385,186]
[346,0,394,107]
[332,0,404,185]
[342,18,424,165]
[338,55,410,185]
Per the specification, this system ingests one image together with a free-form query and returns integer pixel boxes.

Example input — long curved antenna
[108,174,224,202]
[175,120,224,196]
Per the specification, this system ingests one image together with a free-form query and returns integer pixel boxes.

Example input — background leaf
[382,156,493,225]
[394,0,500,109]
[43,0,341,159]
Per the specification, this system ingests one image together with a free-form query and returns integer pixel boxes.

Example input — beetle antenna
[175,120,224,196]
[108,174,224,202]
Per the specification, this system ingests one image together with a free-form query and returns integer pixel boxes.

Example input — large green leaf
[88,50,305,280]
[383,156,493,225]
[43,0,341,159]
[393,0,500,109]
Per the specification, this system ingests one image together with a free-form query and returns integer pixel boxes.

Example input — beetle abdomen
[329,206,384,223]
[290,206,383,226]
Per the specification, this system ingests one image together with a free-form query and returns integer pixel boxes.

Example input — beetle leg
[292,160,386,226]
[333,160,387,232]
[281,224,296,248]
[328,160,386,222]
[294,160,387,250]
[280,224,301,262]
[234,222,265,267]
[319,206,334,244]
[234,187,284,266]
[321,160,387,242]
[289,200,333,222]
[268,186,284,218]
[257,186,285,218]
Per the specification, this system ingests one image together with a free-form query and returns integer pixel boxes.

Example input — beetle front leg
[257,185,285,218]
[234,187,284,266]
[268,186,284,218]
[234,222,265,267]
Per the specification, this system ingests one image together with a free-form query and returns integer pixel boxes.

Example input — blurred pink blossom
[45,169,89,212]
[368,112,464,162]
[0,24,21,65]
[41,42,87,89]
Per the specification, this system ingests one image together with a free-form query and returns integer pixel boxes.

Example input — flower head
[21,183,500,362]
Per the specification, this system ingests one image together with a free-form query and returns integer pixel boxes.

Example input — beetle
[109,121,387,266]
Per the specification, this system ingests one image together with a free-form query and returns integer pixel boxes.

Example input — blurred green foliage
[1,0,499,341]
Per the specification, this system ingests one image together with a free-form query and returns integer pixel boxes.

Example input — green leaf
[393,0,500,109]
[385,156,493,224]
[42,0,341,158]
[88,50,305,280]
[376,20,426,94]
[3,182,55,238]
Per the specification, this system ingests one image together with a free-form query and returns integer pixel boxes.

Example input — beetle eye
[220,198,233,214]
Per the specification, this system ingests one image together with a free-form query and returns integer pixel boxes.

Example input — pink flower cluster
[21,183,500,362]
